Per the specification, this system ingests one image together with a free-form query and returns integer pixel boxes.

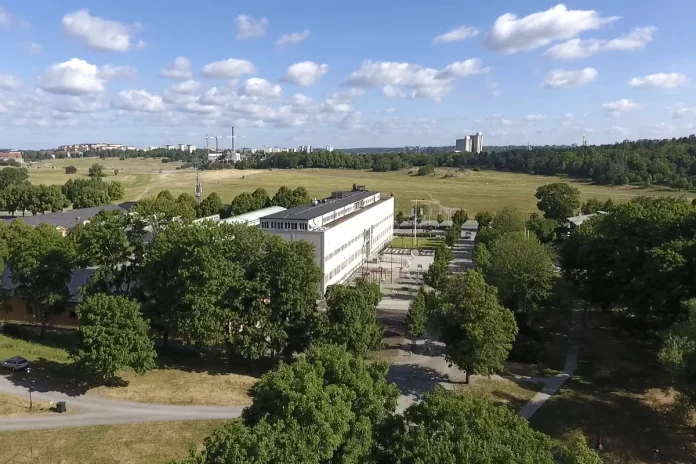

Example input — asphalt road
[0,374,244,431]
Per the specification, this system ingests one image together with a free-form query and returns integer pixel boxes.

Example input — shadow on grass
[529,312,696,464]
[387,363,450,400]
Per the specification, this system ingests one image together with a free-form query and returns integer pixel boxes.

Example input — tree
[472,242,491,271]
[88,163,105,178]
[292,186,310,206]
[527,216,557,243]
[107,181,125,201]
[423,245,452,290]
[64,166,77,174]
[554,431,602,464]
[486,232,555,322]
[198,192,223,218]
[324,282,383,357]
[432,271,517,383]
[444,225,460,247]
[417,165,434,176]
[132,191,196,230]
[436,213,445,226]
[580,197,604,215]
[272,186,295,208]
[0,167,28,189]
[376,389,554,463]
[535,183,581,221]
[62,178,113,208]
[5,222,74,338]
[251,188,270,209]
[658,298,696,408]
[70,209,147,296]
[113,169,119,176]
[451,209,468,227]
[475,210,493,228]
[72,294,156,382]
[72,186,111,208]
[406,289,428,337]
[176,192,198,212]
[395,210,405,226]
[475,206,526,246]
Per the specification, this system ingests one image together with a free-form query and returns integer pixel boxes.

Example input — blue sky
[1,1,695,149]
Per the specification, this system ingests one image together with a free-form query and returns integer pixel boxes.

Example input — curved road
[0,376,245,431]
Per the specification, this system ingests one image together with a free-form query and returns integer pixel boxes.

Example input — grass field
[0,392,52,416]
[390,236,442,249]
[0,419,226,463]
[24,158,692,214]
[529,311,696,463]
[0,334,257,406]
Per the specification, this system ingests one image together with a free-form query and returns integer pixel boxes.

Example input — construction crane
[204,135,230,152]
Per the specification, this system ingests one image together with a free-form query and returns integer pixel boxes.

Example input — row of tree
[176,343,598,464]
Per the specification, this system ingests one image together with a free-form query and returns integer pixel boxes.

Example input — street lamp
[26,367,32,410]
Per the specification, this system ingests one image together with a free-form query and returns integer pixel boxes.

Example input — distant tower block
[231,126,235,152]
[583,133,587,147]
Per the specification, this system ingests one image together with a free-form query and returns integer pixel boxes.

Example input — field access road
[0,374,244,431]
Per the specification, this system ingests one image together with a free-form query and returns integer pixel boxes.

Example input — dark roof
[4,204,123,229]
[2,267,96,301]
[261,190,377,221]
[118,201,138,211]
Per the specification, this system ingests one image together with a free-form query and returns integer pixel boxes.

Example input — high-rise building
[455,136,472,152]
[471,132,484,153]
[326,144,334,152]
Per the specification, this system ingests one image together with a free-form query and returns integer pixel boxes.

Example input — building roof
[261,190,377,221]
[566,211,607,227]
[221,206,286,224]
[2,267,96,301]
[4,204,124,229]
[118,201,138,211]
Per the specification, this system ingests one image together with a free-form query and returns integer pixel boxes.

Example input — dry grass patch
[0,392,53,416]
[88,368,257,406]
[456,376,542,411]
[0,419,226,464]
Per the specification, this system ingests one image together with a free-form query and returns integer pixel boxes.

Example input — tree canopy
[535,183,581,221]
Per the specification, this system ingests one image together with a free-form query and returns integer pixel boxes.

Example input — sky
[1,0,696,149]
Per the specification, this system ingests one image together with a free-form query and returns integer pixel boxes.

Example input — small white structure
[566,211,607,228]
[260,186,394,296]
[221,206,287,227]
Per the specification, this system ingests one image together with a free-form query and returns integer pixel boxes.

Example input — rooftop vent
[311,197,319,206]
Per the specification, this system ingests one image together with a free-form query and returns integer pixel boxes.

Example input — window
[284,222,290,230]
[1,303,12,313]
[292,223,298,230]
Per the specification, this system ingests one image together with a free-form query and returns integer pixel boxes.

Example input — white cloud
[55,96,104,113]
[0,73,22,90]
[602,98,643,117]
[291,94,314,107]
[99,65,137,80]
[277,29,310,47]
[112,90,165,112]
[342,59,489,101]
[235,14,268,40]
[669,103,696,119]
[62,9,142,52]
[629,73,688,89]
[435,59,492,79]
[382,85,407,98]
[0,6,11,29]
[282,61,329,87]
[160,57,193,79]
[326,88,365,101]
[239,78,282,99]
[524,114,545,121]
[544,26,656,60]
[39,58,105,95]
[203,59,256,79]
[168,80,200,94]
[23,41,42,55]
[433,25,479,44]
[542,68,598,89]
[606,126,630,136]
[561,113,574,126]
[484,4,620,54]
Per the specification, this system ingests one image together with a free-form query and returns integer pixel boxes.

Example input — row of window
[325,231,363,261]
[373,213,393,229]
[372,225,393,249]
[261,221,309,231]
[325,249,362,282]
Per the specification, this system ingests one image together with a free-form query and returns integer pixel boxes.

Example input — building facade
[471,132,484,153]
[455,132,483,153]
[260,187,394,295]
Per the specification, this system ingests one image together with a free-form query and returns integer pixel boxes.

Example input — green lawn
[0,419,226,463]
[390,236,443,249]
[25,159,692,214]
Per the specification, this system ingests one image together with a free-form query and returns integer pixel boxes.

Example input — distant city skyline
[0,2,695,149]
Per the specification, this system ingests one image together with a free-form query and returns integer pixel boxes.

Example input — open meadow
[25,157,691,214]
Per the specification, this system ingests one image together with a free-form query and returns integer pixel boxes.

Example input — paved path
[0,375,245,431]
[517,306,582,419]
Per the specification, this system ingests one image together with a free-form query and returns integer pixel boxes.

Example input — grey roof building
[4,204,125,234]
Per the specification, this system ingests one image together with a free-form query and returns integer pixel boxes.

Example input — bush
[508,334,544,364]
[0,322,26,338]
[472,166,480,171]
[417,165,435,176]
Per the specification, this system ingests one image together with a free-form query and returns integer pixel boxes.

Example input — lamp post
[26,367,32,410]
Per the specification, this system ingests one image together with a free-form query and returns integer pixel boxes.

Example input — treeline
[0,166,124,216]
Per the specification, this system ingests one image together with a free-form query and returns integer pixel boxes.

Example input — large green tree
[431,271,517,383]
[0,167,29,189]
[324,282,383,357]
[658,298,696,408]
[475,210,493,228]
[423,245,452,290]
[406,289,428,338]
[485,232,555,322]
[88,163,105,178]
[72,294,156,382]
[5,222,74,337]
[197,192,223,218]
[375,389,554,463]
[535,183,581,221]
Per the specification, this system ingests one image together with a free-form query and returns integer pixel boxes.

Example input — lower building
[221,206,286,227]
[259,186,394,296]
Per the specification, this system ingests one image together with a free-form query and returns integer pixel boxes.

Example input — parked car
[1,356,30,371]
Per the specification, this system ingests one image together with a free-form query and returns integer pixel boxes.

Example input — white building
[260,186,394,296]
[187,144,196,153]
[455,136,472,152]
[455,132,483,153]
[471,132,484,153]
[178,144,187,151]
[326,145,334,152]
[221,206,286,227]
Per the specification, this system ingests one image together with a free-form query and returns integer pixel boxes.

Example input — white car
[1,356,30,371]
